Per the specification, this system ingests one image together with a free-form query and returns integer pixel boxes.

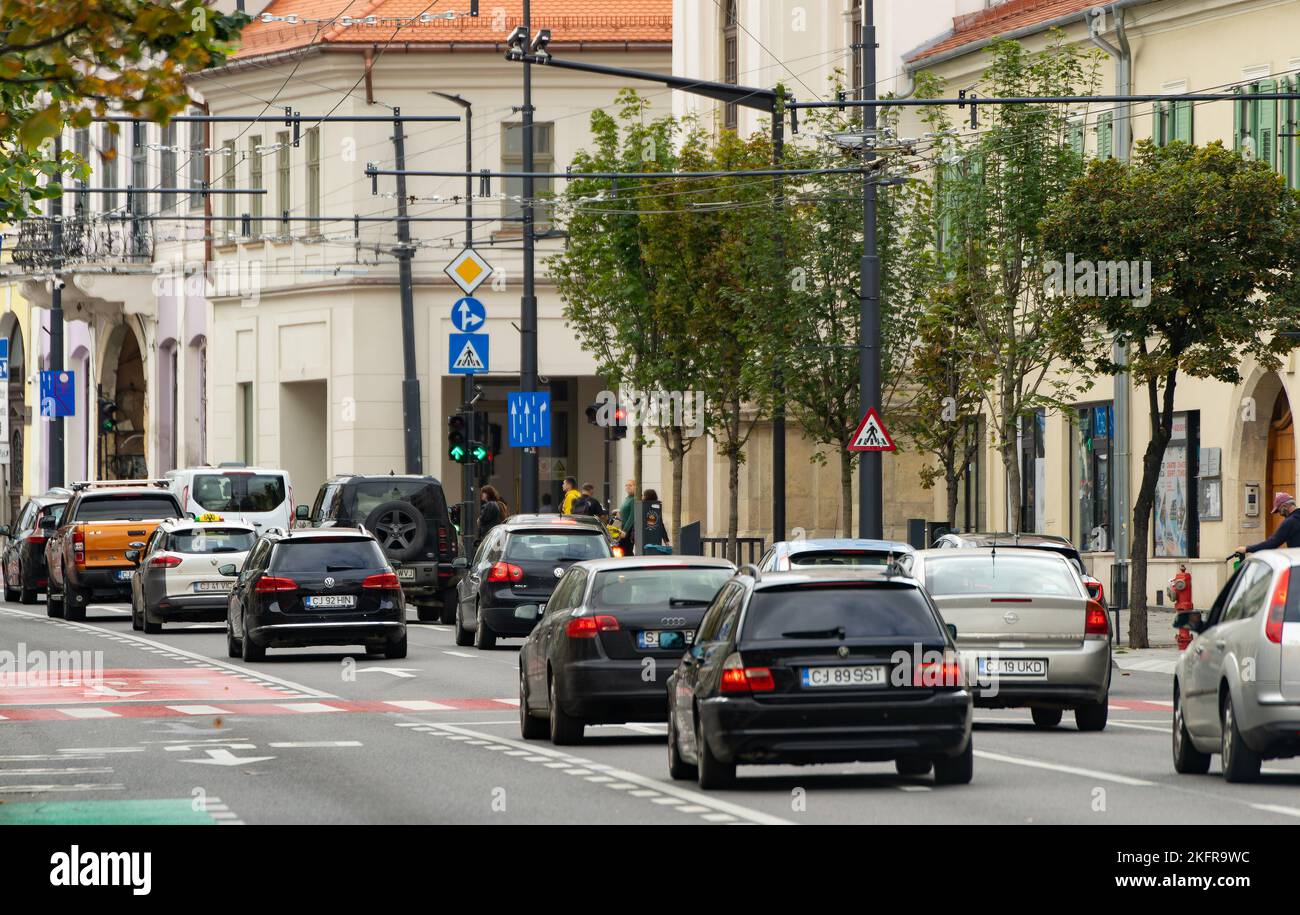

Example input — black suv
[1,490,71,604]
[222,527,407,661]
[302,474,459,623]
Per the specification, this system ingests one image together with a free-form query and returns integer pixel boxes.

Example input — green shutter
[1069,121,1084,155]
[1153,102,1167,146]
[1234,85,1246,153]
[1258,78,1277,168]
[1097,112,1113,158]
[1282,77,1298,188]
[1174,100,1193,143]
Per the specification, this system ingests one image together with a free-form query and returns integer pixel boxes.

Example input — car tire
[1220,693,1261,783]
[63,588,86,622]
[1172,692,1211,775]
[18,576,36,604]
[695,719,736,790]
[3,570,18,603]
[142,610,162,635]
[1031,708,1063,728]
[895,757,933,776]
[1074,698,1109,732]
[438,586,457,625]
[667,707,698,781]
[241,621,266,662]
[385,633,408,660]
[519,670,548,740]
[131,595,143,631]
[474,607,497,650]
[46,586,64,619]
[364,501,428,564]
[453,600,474,647]
[226,624,241,659]
[415,602,439,623]
[548,674,583,745]
[933,739,974,786]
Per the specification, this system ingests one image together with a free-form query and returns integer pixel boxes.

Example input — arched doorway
[2,318,25,519]
[1267,390,1296,539]
[101,324,147,479]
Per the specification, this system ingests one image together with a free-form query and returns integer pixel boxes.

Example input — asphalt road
[2,597,1299,825]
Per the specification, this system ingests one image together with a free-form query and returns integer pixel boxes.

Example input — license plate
[978,657,1048,677]
[194,580,233,593]
[305,595,356,609]
[116,570,133,581]
[637,630,695,650]
[801,665,887,688]
[397,568,416,581]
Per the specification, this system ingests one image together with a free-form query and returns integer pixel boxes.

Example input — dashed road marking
[974,749,1154,786]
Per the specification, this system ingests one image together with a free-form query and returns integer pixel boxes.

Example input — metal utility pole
[519,0,540,514]
[858,5,883,539]
[391,107,424,474]
[771,90,786,543]
[49,135,65,488]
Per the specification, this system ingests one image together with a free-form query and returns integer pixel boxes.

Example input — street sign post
[449,334,489,374]
[507,391,551,448]
[451,296,487,333]
[848,407,895,452]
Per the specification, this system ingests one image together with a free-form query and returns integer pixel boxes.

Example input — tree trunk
[840,447,854,537]
[945,471,960,530]
[633,423,643,496]
[726,397,741,564]
[1003,441,1022,533]
[1128,372,1178,649]
[668,426,685,548]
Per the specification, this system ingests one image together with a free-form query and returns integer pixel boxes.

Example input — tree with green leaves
[1043,140,1300,647]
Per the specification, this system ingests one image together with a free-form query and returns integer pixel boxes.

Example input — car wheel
[895,757,933,776]
[142,608,162,635]
[453,600,474,647]
[18,575,36,604]
[667,703,698,781]
[548,674,583,745]
[438,586,457,625]
[1220,693,1261,783]
[241,620,266,662]
[226,623,241,659]
[3,568,18,603]
[519,669,548,740]
[1031,708,1063,728]
[474,606,497,650]
[415,602,439,623]
[385,633,408,660]
[1172,692,1211,775]
[1074,698,1109,732]
[933,739,974,786]
[46,586,64,619]
[131,595,143,631]
[695,718,736,790]
[63,587,87,622]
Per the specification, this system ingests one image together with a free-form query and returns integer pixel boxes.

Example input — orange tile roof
[236,0,672,58]
[907,0,1099,64]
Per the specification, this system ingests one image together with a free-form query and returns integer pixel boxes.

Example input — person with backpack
[478,485,507,535]
[575,483,604,519]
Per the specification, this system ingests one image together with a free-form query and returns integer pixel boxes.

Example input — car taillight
[611,545,625,558]
[914,654,964,687]
[1266,567,1290,644]
[72,530,85,565]
[720,653,775,693]
[149,554,182,568]
[26,535,45,546]
[363,571,401,589]
[565,615,619,638]
[487,561,524,582]
[255,575,297,593]
[437,526,449,552]
[1085,599,1109,636]
[1088,581,1105,603]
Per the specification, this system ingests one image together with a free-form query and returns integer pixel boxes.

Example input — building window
[850,0,863,103]
[1019,409,1046,533]
[1074,404,1114,552]
[160,123,177,212]
[101,125,118,213]
[237,382,254,464]
[1153,100,1193,146]
[276,130,291,232]
[1154,411,1200,558]
[305,126,320,235]
[188,113,205,213]
[954,416,986,532]
[502,122,554,229]
[722,0,738,131]
[248,135,263,234]
[221,139,236,240]
[1237,80,1278,169]
[74,129,90,217]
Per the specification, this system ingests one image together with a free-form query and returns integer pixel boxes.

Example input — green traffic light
[449,444,466,462]
[471,443,488,462]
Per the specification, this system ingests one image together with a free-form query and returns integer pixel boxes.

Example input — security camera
[505,25,528,58]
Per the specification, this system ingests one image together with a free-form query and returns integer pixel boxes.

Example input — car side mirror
[218,564,238,577]
[451,557,468,571]
[947,623,958,641]
[0,525,9,538]
[514,603,541,621]
[125,549,140,565]
[295,505,310,521]
[1173,611,1204,633]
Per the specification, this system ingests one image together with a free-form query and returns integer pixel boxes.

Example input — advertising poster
[1154,414,1189,557]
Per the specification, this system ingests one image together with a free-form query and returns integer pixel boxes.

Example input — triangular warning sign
[848,407,896,452]
[452,339,485,371]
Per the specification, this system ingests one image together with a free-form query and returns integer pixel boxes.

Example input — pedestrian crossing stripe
[848,407,896,452]
[452,339,485,371]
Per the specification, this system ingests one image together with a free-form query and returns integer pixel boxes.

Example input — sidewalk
[1111,606,1184,674]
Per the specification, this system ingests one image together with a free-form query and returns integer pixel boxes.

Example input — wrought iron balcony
[10,217,153,269]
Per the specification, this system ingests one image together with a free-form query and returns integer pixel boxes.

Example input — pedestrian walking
[478,485,506,535]
[1237,492,1300,552]
[561,477,581,515]
[616,478,636,531]
[575,483,604,519]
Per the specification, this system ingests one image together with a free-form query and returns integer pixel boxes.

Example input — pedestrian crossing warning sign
[449,333,489,375]
[848,407,896,452]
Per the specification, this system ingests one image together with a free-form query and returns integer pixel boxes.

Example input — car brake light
[565,614,619,638]
[255,575,297,593]
[72,530,85,565]
[1085,599,1109,636]
[1266,567,1290,644]
[611,546,625,558]
[363,571,401,589]
[149,554,182,568]
[26,535,45,546]
[488,561,524,582]
[720,652,774,693]
[913,654,964,687]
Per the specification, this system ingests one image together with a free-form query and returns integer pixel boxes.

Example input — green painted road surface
[0,799,219,825]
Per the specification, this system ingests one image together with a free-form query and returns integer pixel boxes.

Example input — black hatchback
[452,517,612,649]
[223,528,407,661]
[518,556,736,744]
[1,490,70,604]
[667,567,973,789]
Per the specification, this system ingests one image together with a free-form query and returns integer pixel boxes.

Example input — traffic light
[611,405,628,440]
[99,398,120,433]
[448,413,467,463]
[470,441,489,463]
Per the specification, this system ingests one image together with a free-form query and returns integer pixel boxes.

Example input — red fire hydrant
[1171,566,1195,651]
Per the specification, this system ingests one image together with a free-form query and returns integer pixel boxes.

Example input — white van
[166,467,295,531]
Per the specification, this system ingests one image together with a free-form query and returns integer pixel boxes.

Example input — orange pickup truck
[44,481,184,620]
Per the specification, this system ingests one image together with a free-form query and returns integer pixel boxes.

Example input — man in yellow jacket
[561,476,581,514]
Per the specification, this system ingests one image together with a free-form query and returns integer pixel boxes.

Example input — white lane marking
[0,783,125,794]
[2,767,115,775]
[0,606,336,698]
[166,705,228,716]
[385,700,455,711]
[974,750,1154,786]
[1252,803,1300,818]
[268,741,363,749]
[57,747,146,755]
[492,698,520,707]
[443,651,476,658]
[896,784,931,792]
[275,703,342,714]
[58,707,119,719]
[428,723,794,825]
[1106,721,1169,733]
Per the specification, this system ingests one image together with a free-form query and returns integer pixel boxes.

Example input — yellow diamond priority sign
[444,247,494,296]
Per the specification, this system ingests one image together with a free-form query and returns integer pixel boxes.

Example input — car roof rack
[69,479,171,492]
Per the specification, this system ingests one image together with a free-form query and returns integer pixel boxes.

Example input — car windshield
[192,473,287,513]
[75,495,181,522]
[789,550,896,567]
[924,555,1082,597]
[742,586,942,641]
[271,539,385,574]
[38,504,67,526]
[168,529,256,554]
[589,568,731,609]
[504,531,610,562]
[345,480,448,522]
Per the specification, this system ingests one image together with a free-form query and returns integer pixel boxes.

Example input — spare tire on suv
[365,500,428,563]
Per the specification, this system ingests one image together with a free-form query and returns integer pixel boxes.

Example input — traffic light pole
[518,0,539,515]
[49,135,65,488]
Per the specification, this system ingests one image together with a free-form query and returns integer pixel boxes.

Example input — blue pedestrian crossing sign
[0,338,8,382]
[449,334,489,375]
[451,297,486,333]
[39,370,75,418]
[508,392,551,448]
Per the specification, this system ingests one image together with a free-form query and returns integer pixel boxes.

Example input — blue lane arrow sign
[451,296,486,333]
[507,391,551,447]
[449,333,489,375]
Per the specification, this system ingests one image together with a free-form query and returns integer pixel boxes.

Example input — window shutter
[1234,85,1246,153]
[1069,121,1084,155]
[1282,77,1299,189]
[1153,102,1167,146]
[1174,100,1193,143]
[1097,112,1113,159]
[1258,78,1277,167]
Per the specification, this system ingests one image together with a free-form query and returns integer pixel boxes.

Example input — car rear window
[272,539,386,574]
[192,473,287,513]
[75,495,181,522]
[589,568,732,609]
[504,531,610,562]
[924,555,1082,597]
[345,480,448,523]
[38,504,66,526]
[742,585,942,641]
[168,529,256,554]
[789,550,895,568]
